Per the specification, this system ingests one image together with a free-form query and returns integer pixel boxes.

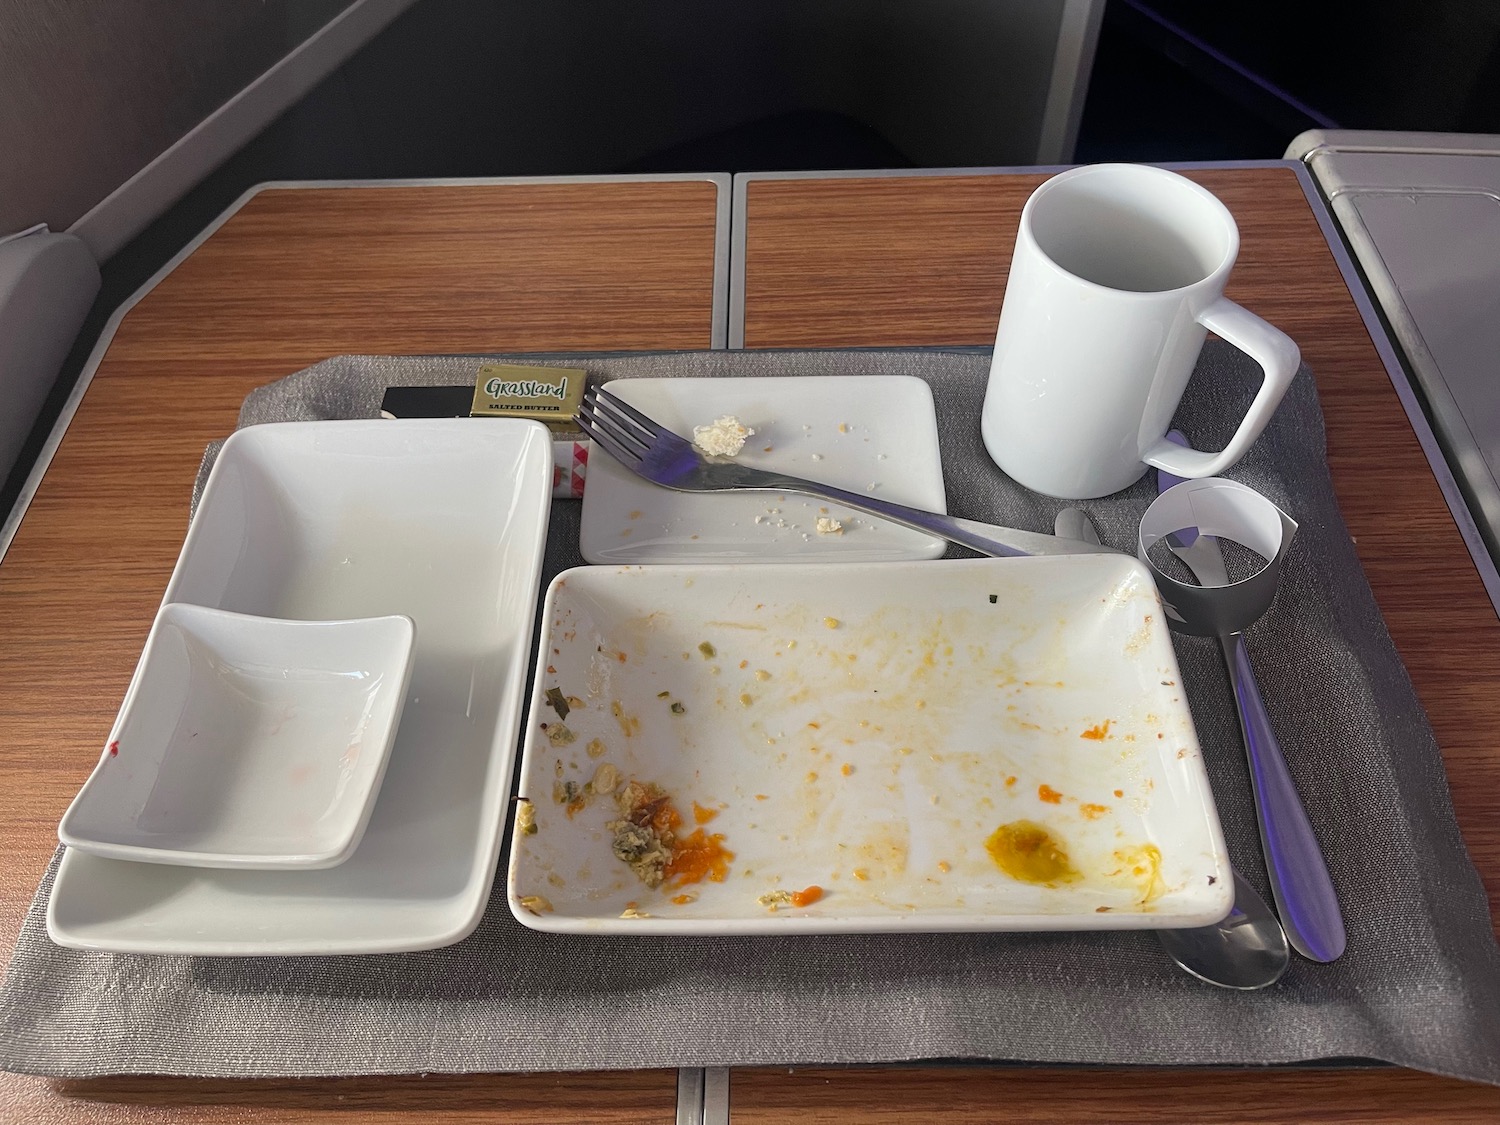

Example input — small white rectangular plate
[507,558,1232,934]
[48,419,553,956]
[58,604,416,870]
[578,376,948,563]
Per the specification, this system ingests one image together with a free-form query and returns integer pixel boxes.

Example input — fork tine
[593,384,668,438]
[577,410,643,468]
[583,386,654,446]
[588,391,656,447]
[579,400,650,457]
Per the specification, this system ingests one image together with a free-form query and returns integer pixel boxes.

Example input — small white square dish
[47,418,553,956]
[508,556,1232,934]
[58,603,416,870]
[578,376,948,564]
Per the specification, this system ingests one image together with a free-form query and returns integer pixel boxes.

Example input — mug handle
[1142,297,1300,479]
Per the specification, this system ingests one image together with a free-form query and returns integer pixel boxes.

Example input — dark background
[5,0,1498,516]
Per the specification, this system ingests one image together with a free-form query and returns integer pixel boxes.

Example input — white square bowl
[59,603,416,870]
[47,418,553,955]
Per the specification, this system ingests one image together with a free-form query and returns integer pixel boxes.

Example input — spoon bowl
[1156,870,1290,990]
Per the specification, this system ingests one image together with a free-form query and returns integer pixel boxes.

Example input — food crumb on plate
[815,516,843,535]
[516,801,537,835]
[692,415,754,457]
[518,894,553,915]
[758,885,824,911]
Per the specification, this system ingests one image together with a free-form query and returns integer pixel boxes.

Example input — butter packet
[469,363,585,433]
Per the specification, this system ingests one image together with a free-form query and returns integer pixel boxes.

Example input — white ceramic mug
[980,163,1299,499]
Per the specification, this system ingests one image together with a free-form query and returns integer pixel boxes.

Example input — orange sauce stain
[985,821,1080,886]
[1004,775,1018,788]
[1038,784,1064,804]
[841,763,853,777]
[1080,803,1109,820]
[790,885,823,908]
[1109,843,1165,903]
[611,700,641,737]
[664,829,734,886]
[692,802,719,825]
[1113,789,1124,798]
[1081,720,1112,740]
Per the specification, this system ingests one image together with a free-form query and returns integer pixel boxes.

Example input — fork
[579,385,1119,558]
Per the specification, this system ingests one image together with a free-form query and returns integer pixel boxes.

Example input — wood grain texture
[741,166,1500,919]
[731,1066,1500,1123]
[0,1070,677,1124]
[0,180,717,1123]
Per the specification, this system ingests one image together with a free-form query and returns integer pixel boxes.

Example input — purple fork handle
[1223,632,1347,962]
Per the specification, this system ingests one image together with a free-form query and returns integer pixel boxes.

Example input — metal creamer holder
[1138,477,1297,637]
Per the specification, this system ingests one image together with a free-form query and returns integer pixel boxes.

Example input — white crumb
[692,415,754,457]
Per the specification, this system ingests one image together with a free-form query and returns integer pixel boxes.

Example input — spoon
[1156,432,1346,963]
[1054,507,1290,989]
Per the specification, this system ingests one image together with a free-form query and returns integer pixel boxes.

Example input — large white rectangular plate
[507,557,1233,934]
[579,376,948,563]
[48,419,553,955]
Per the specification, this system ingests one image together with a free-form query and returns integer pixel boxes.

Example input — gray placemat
[3,346,1498,1082]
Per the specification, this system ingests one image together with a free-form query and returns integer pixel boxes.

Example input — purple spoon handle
[1222,632,1346,961]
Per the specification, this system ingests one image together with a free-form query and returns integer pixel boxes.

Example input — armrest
[0,229,100,484]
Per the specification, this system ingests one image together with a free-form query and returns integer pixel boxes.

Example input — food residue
[517,894,553,915]
[1038,784,1063,804]
[815,516,844,535]
[1111,843,1166,904]
[552,761,620,817]
[611,700,641,737]
[692,415,755,457]
[758,885,824,911]
[1080,720,1112,740]
[985,820,1081,886]
[516,800,537,835]
[544,687,571,720]
[608,780,733,889]
[543,722,576,746]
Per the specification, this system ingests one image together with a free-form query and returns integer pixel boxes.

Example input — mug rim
[1019,162,1240,298]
